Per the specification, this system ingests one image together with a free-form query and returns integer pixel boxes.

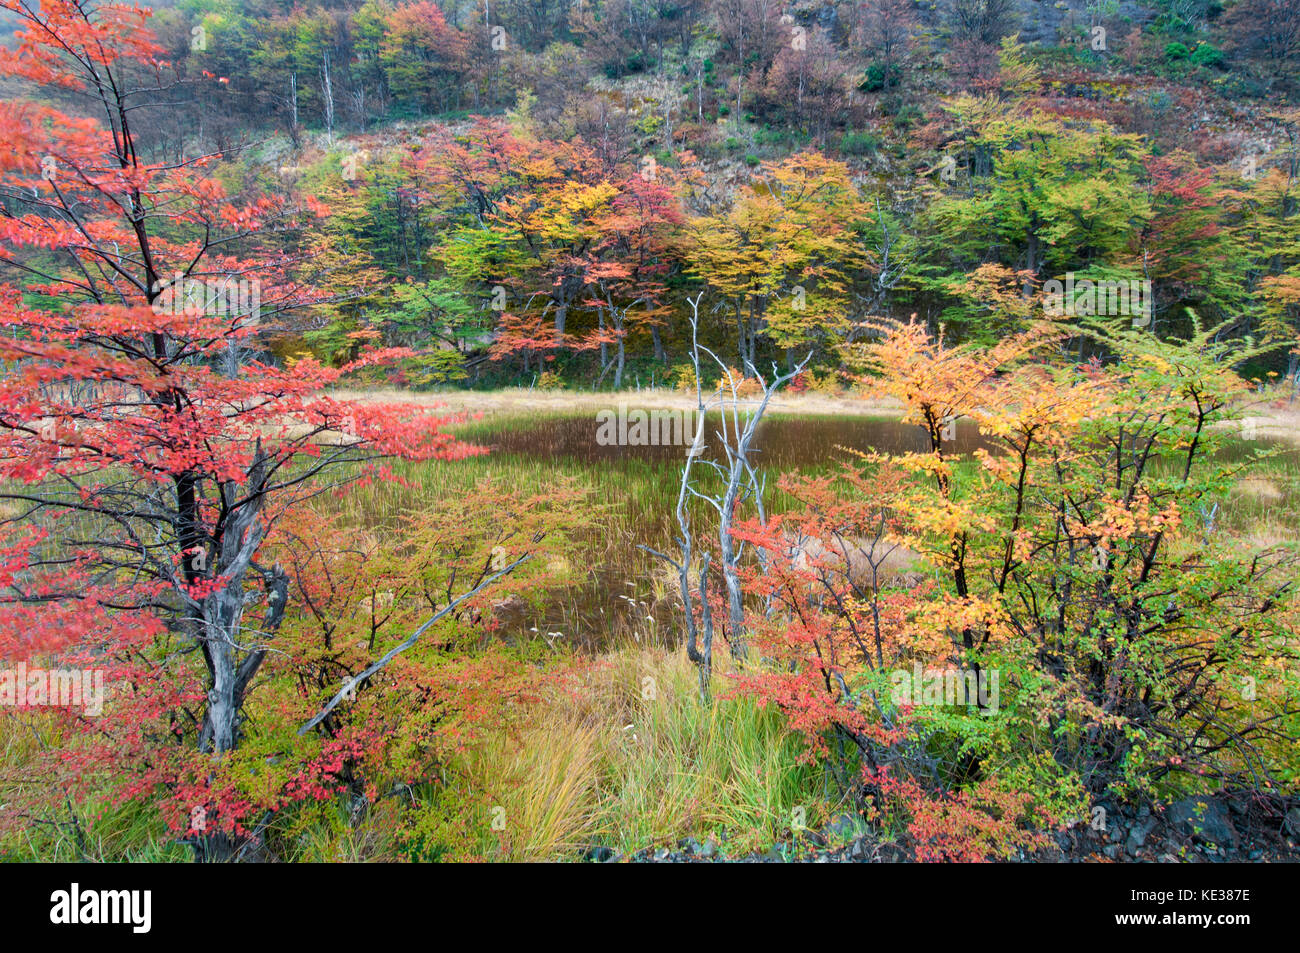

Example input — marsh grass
[327,410,943,651]
[0,714,189,863]
[425,645,827,861]
[233,429,1300,861]
[322,411,1300,653]
[4,411,1294,863]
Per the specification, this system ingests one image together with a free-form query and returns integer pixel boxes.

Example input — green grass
[0,715,189,863]
[399,645,829,861]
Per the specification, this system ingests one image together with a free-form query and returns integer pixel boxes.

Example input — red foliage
[866,769,1050,862]
[0,0,485,854]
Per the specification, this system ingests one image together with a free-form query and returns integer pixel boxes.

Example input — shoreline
[327,386,905,418]
[329,386,1300,445]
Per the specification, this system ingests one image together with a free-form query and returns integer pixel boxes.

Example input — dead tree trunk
[643,294,809,699]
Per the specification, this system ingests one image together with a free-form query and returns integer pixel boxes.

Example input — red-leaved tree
[0,0,482,859]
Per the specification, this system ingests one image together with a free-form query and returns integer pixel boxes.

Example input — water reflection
[469,411,985,465]
[462,412,977,651]
[453,411,1296,652]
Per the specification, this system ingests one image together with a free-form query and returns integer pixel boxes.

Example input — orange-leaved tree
[726,316,1298,858]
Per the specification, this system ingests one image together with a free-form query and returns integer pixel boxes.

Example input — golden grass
[332,382,1300,448]
[327,385,904,420]
[451,645,825,861]
[1233,477,1285,502]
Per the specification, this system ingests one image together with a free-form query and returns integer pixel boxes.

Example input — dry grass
[333,384,1300,446]
[1227,390,1300,447]
[449,645,825,860]
[1233,477,1285,502]
[328,385,904,420]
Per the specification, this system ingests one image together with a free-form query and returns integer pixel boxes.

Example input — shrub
[1189,43,1224,68]
[840,130,881,156]
[671,362,698,393]
[718,319,1299,858]
[893,104,924,130]
[859,62,903,93]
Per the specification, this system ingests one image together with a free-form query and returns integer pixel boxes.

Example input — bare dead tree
[643,292,809,700]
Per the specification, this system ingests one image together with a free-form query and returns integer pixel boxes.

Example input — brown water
[467,411,985,466]
[446,411,1297,652]
[455,412,978,650]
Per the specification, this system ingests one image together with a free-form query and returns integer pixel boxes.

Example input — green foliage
[893,104,924,130]
[1190,43,1225,68]
[839,130,880,156]
[859,61,903,93]
[382,278,492,351]
[403,350,469,387]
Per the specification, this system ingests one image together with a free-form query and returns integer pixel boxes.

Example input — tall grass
[5,408,1293,862]
[0,715,189,862]
[443,646,826,860]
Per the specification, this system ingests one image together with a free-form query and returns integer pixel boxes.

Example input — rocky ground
[582,794,1300,863]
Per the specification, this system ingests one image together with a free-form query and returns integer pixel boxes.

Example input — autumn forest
[0,0,1298,878]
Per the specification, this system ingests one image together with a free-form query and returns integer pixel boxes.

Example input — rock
[1103,844,1121,859]
[1170,797,1239,848]
[1126,815,1158,854]
[653,847,670,862]
[583,845,616,863]
[1284,807,1300,838]
[347,793,369,825]
[699,838,718,859]
[822,812,859,841]
[489,594,528,625]
[677,837,700,854]
[797,828,827,847]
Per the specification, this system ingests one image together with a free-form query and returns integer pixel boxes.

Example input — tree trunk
[718,461,747,658]
[321,52,335,144]
[199,480,267,754]
[736,303,746,367]
[598,308,608,371]
[289,73,300,146]
[614,327,626,389]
